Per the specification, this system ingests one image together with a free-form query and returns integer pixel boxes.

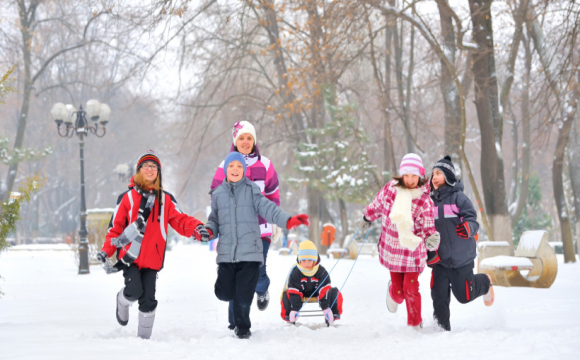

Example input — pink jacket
[364,180,436,273]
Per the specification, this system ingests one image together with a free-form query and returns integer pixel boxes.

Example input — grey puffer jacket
[206,176,291,264]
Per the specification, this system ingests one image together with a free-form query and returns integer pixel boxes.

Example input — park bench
[477,230,558,288]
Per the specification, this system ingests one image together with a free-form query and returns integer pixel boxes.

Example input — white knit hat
[398,153,425,177]
[232,121,257,145]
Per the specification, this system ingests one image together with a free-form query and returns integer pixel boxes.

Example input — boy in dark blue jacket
[428,156,494,331]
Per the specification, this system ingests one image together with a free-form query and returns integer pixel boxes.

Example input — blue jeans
[229,239,270,328]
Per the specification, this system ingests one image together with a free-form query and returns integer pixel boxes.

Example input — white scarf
[389,186,424,251]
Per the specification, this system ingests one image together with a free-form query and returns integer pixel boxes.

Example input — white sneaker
[386,280,398,313]
[413,322,423,330]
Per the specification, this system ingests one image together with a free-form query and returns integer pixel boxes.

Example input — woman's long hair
[133,170,163,216]
[392,175,428,189]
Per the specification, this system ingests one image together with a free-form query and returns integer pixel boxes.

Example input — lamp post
[51,100,111,274]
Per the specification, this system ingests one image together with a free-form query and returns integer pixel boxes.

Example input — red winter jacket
[102,178,202,270]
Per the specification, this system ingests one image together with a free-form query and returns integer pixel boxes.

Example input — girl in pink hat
[360,153,440,328]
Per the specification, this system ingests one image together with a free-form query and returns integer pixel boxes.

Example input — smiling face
[402,173,420,189]
[139,161,158,185]
[226,160,245,182]
[431,169,446,190]
[235,133,255,155]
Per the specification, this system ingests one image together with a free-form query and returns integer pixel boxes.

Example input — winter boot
[137,309,156,339]
[234,327,251,339]
[116,288,134,326]
[412,322,423,330]
[483,275,495,306]
[386,280,398,313]
[256,291,270,311]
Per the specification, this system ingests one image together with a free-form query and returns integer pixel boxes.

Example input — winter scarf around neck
[105,189,155,273]
[297,263,319,277]
[389,185,424,251]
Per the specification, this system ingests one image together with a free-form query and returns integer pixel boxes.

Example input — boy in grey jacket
[205,152,309,339]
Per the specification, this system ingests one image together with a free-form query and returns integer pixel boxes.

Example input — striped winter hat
[136,150,161,172]
[398,153,425,177]
[297,240,319,263]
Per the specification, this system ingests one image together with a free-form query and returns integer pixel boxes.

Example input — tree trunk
[468,0,512,248]
[365,6,397,177]
[2,1,34,202]
[339,198,348,244]
[436,0,461,167]
[392,17,414,153]
[510,34,532,226]
[568,121,580,255]
[553,110,576,263]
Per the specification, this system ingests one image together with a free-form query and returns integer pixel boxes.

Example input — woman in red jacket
[97,150,208,339]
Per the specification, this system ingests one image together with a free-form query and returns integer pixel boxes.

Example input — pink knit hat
[399,153,425,177]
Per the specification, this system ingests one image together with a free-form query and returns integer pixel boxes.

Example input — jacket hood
[431,179,464,201]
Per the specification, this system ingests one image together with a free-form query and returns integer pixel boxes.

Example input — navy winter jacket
[206,176,291,264]
[430,180,479,268]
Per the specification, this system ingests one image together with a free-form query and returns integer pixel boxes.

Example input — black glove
[426,251,440,268]
[456,222,471,239]
[96,250,108,264]
[194,224,211,242]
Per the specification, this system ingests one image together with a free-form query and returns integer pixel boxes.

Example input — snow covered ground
[1,243,579,360]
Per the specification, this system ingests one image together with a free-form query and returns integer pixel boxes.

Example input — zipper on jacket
[230,181,238,262]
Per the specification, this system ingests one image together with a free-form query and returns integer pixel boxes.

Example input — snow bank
[1,244,579,359]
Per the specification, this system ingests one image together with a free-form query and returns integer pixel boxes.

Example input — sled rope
[297,227,370,313]
[329,228,371,310]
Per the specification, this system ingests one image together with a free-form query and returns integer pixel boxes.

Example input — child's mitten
[360,216,372,231]
[425,232,440,250]
[287,214,310,229]
[96,250,108,264]
[289,310,299,323]
[456,222,471,239]
[322,308,334,325]
[426,250,440,267]
[194,224,212,242]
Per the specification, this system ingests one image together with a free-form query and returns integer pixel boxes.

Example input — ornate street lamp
[51,100,111,274]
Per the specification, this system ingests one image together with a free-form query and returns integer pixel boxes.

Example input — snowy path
[1,244,579,359]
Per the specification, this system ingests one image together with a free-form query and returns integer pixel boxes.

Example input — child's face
[300,259,315,270]
[432,169,446,189]
[236,133,255,155]
[402,174,420,189]
[139,161,158,185]
[226,160,244,182]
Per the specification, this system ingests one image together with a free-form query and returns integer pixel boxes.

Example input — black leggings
[122,264,158,312]
[431,262,491,331]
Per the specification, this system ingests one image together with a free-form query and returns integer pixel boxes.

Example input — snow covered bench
[478,230,558,288]
[346,240,377,259]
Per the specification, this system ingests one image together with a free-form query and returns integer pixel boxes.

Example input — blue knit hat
[223,152,247,177]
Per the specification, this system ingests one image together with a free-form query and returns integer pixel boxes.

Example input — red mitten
[456,222,471,239]
[287,214,310,229]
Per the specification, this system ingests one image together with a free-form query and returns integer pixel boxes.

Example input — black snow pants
[122,264,159,312]
[215,261,260,331]
[431,262,491,331]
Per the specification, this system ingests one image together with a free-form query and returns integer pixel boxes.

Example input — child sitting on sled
[280,240,343,325]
